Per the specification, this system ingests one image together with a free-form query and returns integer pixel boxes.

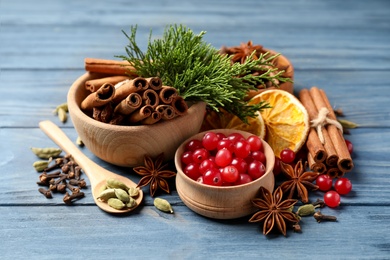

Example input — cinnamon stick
[310,87,354,172]
[113,93,142,115]
[81,83,116,110]
[146,77,163,91]
[326,167,341,179]
[158,86,178,104]
[156,105,177,120]
[84,58,137,76]
[141,89,160,109]
[85,76,130,92]
[141,111,162,125]
[127,105,154,123]
[112,77,149,104]
[171,96,188,116]
[307,152,326,174]
[299,89,329,163]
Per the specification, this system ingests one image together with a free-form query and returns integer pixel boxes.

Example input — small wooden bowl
[175,129,275,219]
[67,72,206,167]
[245,49,294,100]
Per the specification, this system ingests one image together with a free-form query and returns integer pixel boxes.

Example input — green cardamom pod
[126,197,137,208]
[53,102,68,114]
[128,187,139,197]
[97,188,117,202]
[107,198,125,210]
[297,204,318,217]
[57,107,67,123]
[154,198,173,213]
[33,160,49,172]
[106,178,129,190]
[115,188,130,203]
[338,119,358,129]
[31,147,62,159]
[76,136,84,147]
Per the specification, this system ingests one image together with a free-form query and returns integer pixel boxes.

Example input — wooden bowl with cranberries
[175,129,275,219]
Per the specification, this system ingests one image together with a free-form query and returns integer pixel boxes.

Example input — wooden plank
[0,205,389,258]
[1,0,389,70]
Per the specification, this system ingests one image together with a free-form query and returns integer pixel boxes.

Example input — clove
[38,188,52,199]
[63,191,85,205]
[313,211,337,222]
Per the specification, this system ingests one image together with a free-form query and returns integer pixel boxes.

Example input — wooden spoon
[39,120,143,214]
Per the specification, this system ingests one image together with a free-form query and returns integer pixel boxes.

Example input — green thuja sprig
[117,24,291,122]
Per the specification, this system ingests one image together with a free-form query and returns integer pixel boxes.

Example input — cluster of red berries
[180,132,267,186]
[274,139,354,208]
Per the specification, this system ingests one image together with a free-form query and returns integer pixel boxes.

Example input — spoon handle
[39,120,103,185]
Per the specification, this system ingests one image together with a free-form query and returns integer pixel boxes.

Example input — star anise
[279,160,320,203]
[220,40,266,64]
[249,186,299,236]
[133,153,176,197]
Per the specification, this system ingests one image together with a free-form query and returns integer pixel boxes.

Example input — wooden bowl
[245,49,294,100]
[67,72,206,167]
[175,129,275,219]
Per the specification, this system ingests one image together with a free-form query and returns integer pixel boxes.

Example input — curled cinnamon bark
[142,89,160,109]
[308,152,326,174]
[171,96,188,116]
[299,89,328,163]
[146,77,163,91]
[141,111,162,125]
[81,83,116,110]
[84,58,137,76]
[114,93,143,115]
[85,76,130,92]
[156,105,177,120]
[128,105,154,123]
[113,77,149,103]
[158,86,178,104]
[310,87,354,172]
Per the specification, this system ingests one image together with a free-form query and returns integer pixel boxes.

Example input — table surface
[1,0,390,259]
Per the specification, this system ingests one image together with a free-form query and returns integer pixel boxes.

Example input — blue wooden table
[1,0,390,259]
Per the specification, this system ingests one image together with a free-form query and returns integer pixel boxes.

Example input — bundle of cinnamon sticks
[299,87,354,178]
[80,58,188,126]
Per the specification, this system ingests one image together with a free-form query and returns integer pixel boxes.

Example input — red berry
[181,151,193,165]
[203,168,223,186]
[273,156,282,176]
[221,165,239,183]
[334,177,352,195]
[217,139,234,152]
[324,191,340,208]
[230,157,248,174]
[250,150,266,165]
[247,160,266,180]
[202,132,219,151]
[185,139,203,152]
[183,163,201,180]
[280,148,296,164]
[198,159,217,175]
[247,135,263,152]
[215,149,233,167]
[316,174,333,191]
[192,148,209,164]
[227,133,245,143]
[234,140,251,158]
[345,139,353,154]
[215,132,226,140]
[234,173,253,185]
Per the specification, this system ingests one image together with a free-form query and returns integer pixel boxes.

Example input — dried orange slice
[249,90,309,157]
[225,112,266,139]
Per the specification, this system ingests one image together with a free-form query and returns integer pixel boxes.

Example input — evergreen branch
[117,24,289,122]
